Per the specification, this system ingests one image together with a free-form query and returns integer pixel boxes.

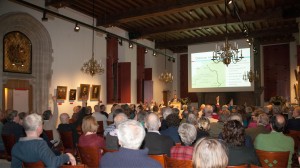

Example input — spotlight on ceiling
[145,49,148,53]
[41,10,48,21]
[153,51,157,56]
[129,42,133,48]
[74,22,80,32]
[228,0,233,5]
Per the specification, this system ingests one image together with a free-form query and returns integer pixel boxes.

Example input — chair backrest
[164,156,192,168]
[77,146,100,167]
[226,165,248,168]
[97,121,104,135]
[60,164,87,168]
[23,161,45,168]
[2,134,16,160]
[287,130,300,149]
[255,149,289,167]
[59,131,76,155]
[149,154,166,168]
[44,130,54,141]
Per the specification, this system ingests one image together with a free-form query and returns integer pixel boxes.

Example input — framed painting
[69,89,77,101]
[56,86,67,100]
[3,31,32,74]
[90,85,101,101]
[79,84,90,100]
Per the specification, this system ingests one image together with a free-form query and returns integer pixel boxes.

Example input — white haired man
[101,120,161,168]
[142,113,174,156]
[11,113,76,167]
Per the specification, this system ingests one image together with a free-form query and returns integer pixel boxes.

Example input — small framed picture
[56,86,67,100]
[90,85,101,101]
[79,84,90,100]
[69,89,77,101]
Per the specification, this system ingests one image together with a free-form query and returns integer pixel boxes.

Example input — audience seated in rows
[142,113,174,156]
[196,117,210,140]
[192,137,228,168]
[101,120,161,168]
[254,114,294,168]
[78,116,105,160]
[42,96,60,146]
[160,113,181,143]
[57,99,86,146]
[11,113,76,167]
[2,110,25,141]
[170,123,196,160]
[209,109,230,138]
[246,113,271,142]
[223,120,260,166]
[105,113,128,150]
[286,106,300,131]
[92,104,107,129]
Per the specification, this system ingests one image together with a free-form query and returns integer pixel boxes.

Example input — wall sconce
[74,22,80,32]
[41,10,48,21]
[145,49,148,53]
[129,42,133,48]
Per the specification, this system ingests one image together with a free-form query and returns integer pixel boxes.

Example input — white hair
[23,113,42,132]
[178,123,197,145]
[145,113,161,131]
[162,107,173,119]
[117,120,145,149]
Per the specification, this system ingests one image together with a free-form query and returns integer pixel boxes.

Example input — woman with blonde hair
[192,138,228,168]
[78,116,105,159]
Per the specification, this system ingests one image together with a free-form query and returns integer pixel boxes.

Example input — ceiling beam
[138,8,282,38]
[96,0,223,26]
[45,0,70,8]
[156,26,298,48]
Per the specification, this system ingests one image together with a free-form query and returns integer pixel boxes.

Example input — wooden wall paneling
[263,44,290,101]
[179,54,198,102]
[118,62,131,103]
[137,46,145,103]
[144,68,152,80]
[143,80,153,103]
[106,36,118,103]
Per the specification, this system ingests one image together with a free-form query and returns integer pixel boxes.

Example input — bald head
[271,114,286,132]
[60,113,70,124]
[145,113,161,131]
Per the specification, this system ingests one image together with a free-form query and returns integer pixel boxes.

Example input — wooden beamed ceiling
[46,0,300,53]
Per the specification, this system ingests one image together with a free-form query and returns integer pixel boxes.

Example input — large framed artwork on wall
[90,85,101,101]
[79,84,90,100]
[56,86,67,100]
[3,31,32,74]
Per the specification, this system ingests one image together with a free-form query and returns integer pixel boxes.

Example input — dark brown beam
[45,0,70,8]
[96,0,223,26]
[139,8,282,38]
[156,26,298,48]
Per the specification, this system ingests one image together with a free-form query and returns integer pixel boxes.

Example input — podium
[170,102,182,110]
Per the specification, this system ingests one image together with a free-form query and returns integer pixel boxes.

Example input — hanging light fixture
[81,0,104,77]
[212,0,243,66]
[243,69,259,82]
[159,34,173,83]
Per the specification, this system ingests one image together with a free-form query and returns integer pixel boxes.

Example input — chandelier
[243,69,259,82]
[211,0,243,66]
[81,0,104,77]
[159,41,173,83]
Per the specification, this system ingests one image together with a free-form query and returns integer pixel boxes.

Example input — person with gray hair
[142,113,174,156]
[170,123,197,160]
[204,105,218,123]
[101,120,161,168]
[2,110,25,141]
[11,113,76,167]
[160,107,173,130]
[105,113,128,150]
[246,113,271,142]
[209,110,230,138]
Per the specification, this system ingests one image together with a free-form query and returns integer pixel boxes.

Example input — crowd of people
[0,96,299,167]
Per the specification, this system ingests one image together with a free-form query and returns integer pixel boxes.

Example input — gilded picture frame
[56,86,67,100]
[90,85,101,101]
[3,31,32,74]
[79,84,90,100]
[69,89,77,101]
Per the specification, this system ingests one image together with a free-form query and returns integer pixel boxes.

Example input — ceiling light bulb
[74,22,80,32]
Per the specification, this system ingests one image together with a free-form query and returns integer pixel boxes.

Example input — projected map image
[191,48,251,88]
